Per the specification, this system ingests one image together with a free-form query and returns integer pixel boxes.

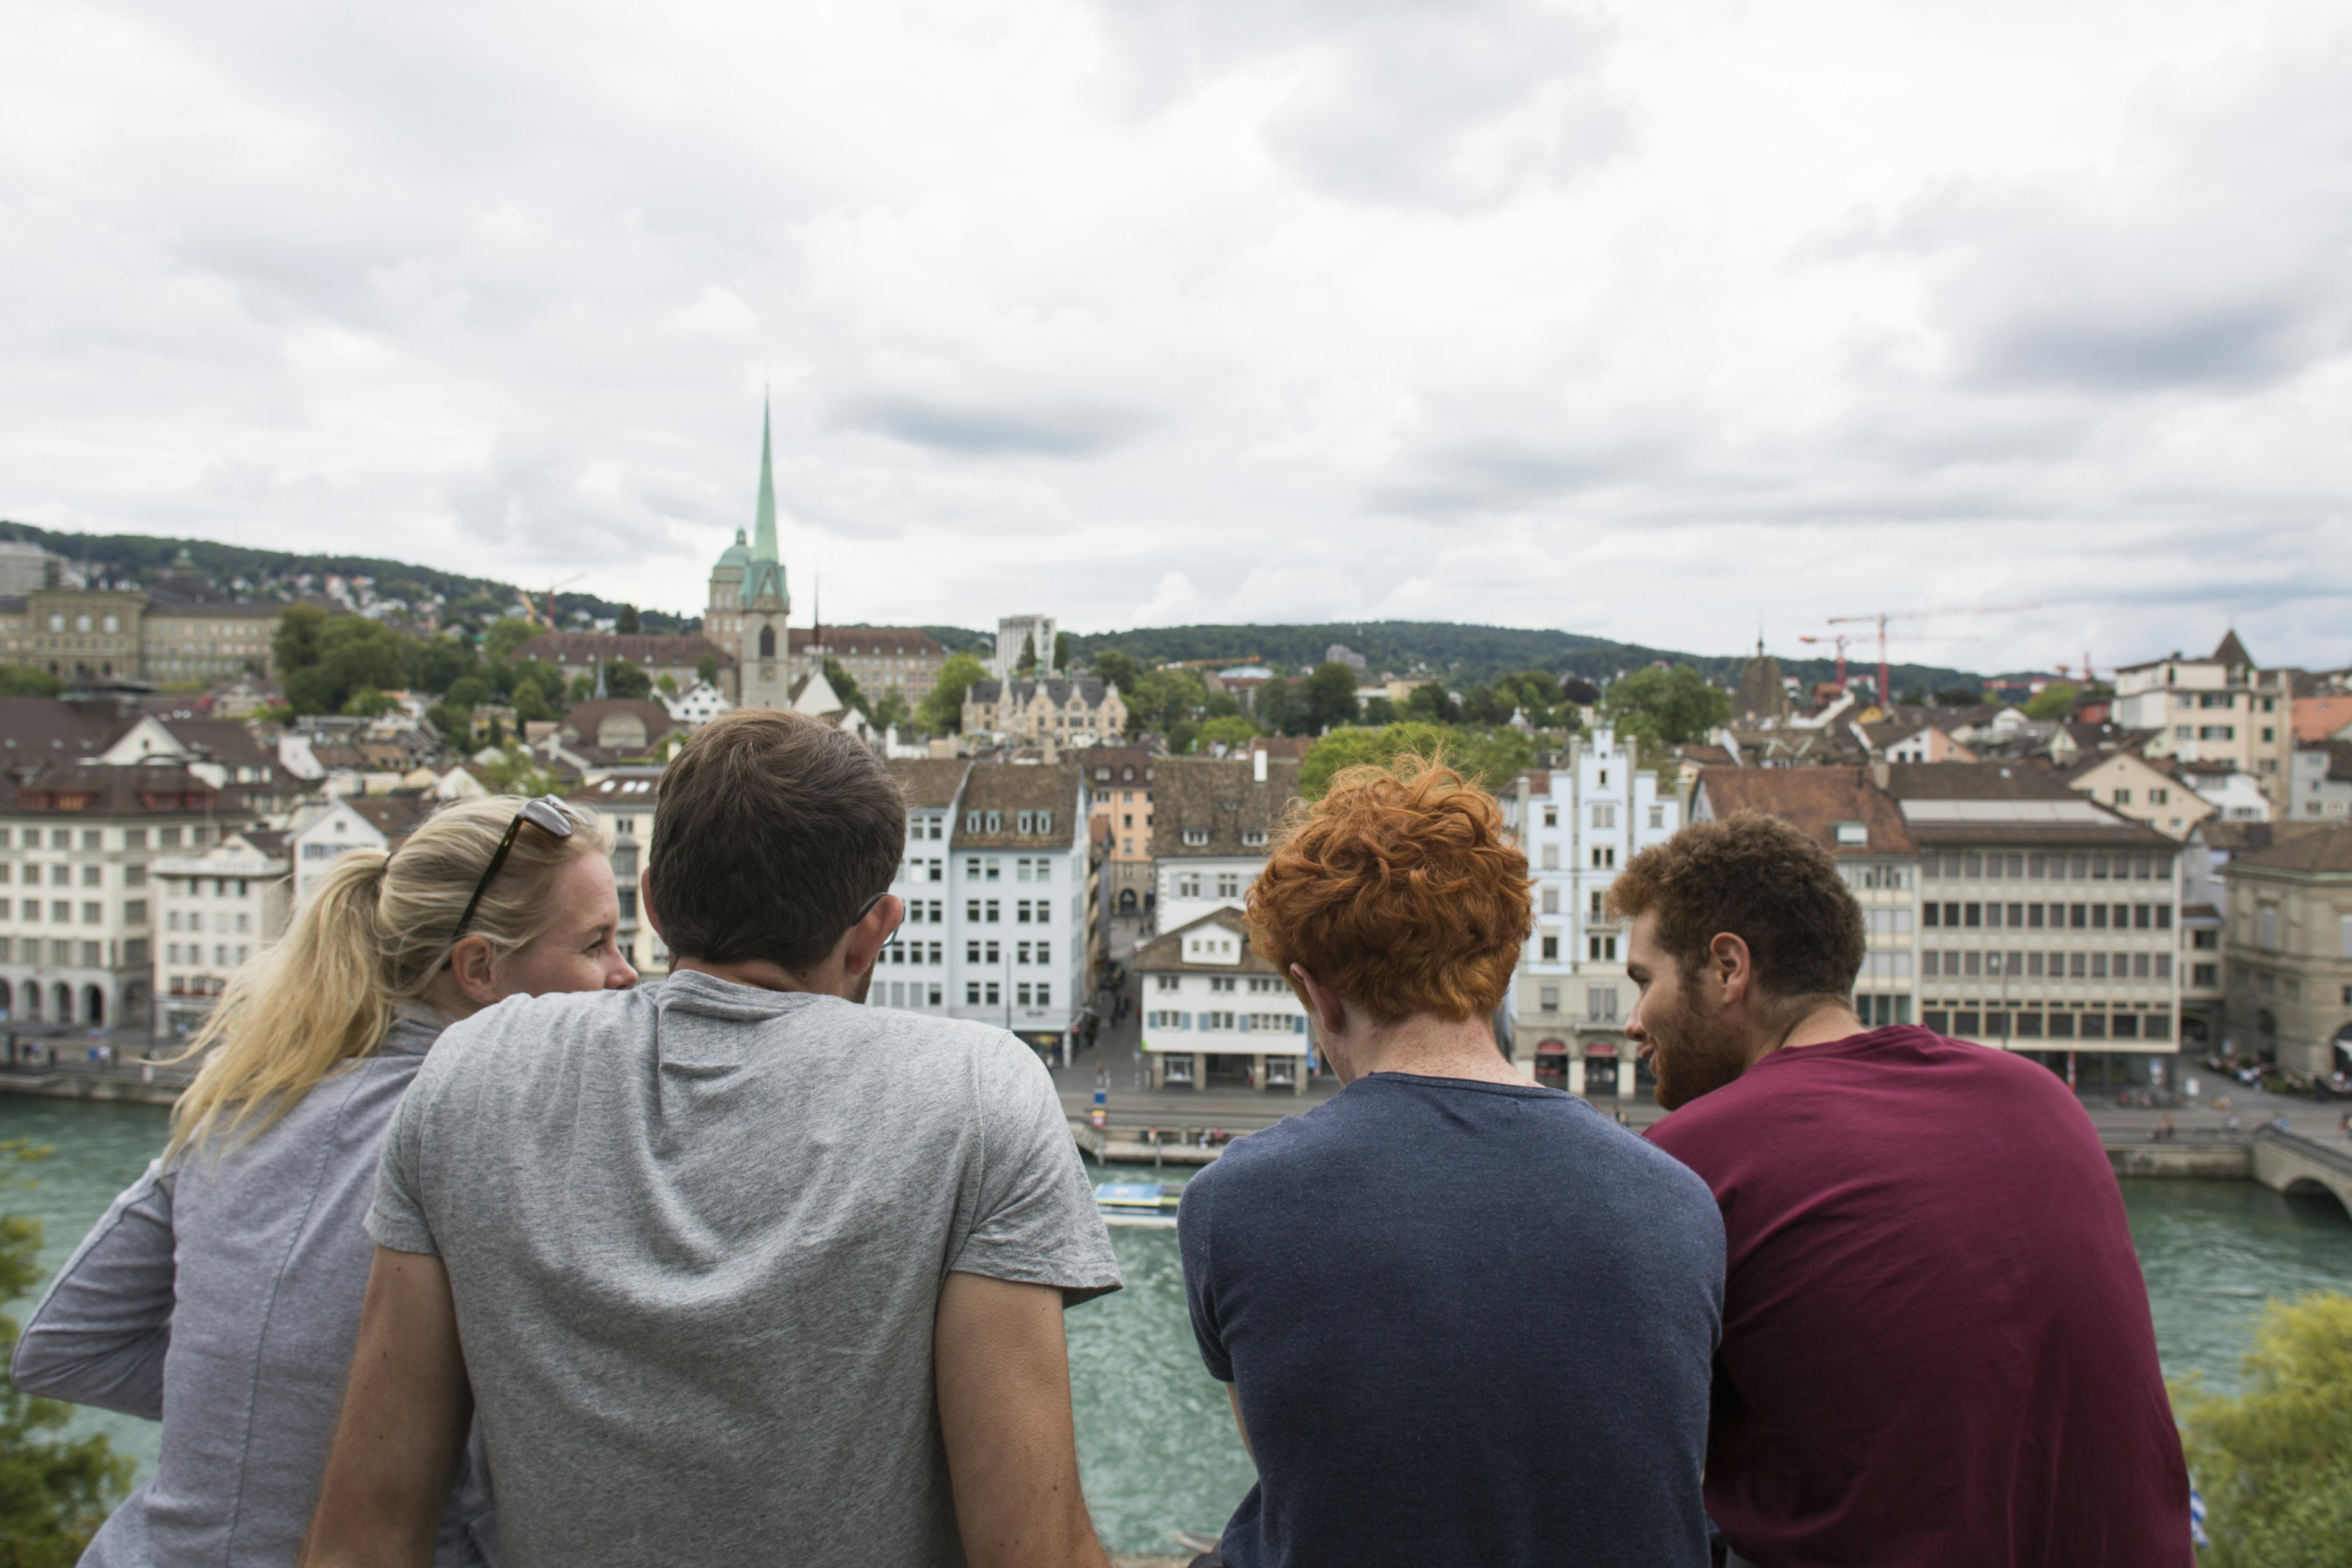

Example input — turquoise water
[4,1104,2348,1555]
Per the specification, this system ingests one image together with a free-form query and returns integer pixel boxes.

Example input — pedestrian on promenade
[12,794,635,1567]
[301,710,1121,1568]
[1176,754,1723,1568]
[1618,811,2192,1568]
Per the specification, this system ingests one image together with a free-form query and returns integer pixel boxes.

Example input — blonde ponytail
[167,794,608,1160]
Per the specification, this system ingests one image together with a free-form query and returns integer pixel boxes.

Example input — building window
[1538,984,1559,1013]
[1541,936,1558,961]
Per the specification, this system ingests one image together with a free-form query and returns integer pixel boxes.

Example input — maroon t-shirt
[1645,1026,2191,1568]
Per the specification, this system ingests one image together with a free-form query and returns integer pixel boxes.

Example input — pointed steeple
[752,393,779,562]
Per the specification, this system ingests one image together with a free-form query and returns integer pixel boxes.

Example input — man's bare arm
[298,1248,473,1568]
[935,1271,1108,1568]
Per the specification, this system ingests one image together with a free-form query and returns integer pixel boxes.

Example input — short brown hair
[648,709,905,972]
[1608,811,1864,1001]
[1247,754,1531,1023]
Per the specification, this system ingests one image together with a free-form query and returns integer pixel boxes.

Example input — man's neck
[672,956,849,999]
[1344,1014,1523,1086]
[1765,1000,1870,1058]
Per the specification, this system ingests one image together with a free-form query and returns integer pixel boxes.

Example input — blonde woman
[12,795,634,1567]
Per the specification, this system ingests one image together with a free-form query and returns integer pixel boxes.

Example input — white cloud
[0,0,2343,671]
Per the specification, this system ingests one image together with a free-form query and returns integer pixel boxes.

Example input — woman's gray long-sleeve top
[10,1007,492,1567]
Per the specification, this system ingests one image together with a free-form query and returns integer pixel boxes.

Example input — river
[5,1102,2348,1555]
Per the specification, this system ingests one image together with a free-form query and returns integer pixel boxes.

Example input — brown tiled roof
[1884,761,2075,800]
[950,762,1083,849]
[1153,757,1304,858]
[887,758,971,809]
[2303,740,2352,782]
[2231,825,2352,874]
[159,717,275,769]
[0,698,120,769]
[1698,766,1916,856]
[517,632,735,670]
[2292,694,2352,743]
[343,795,433,837]
[1082,747,1155,787]
[0,762,221,816]
[1245,736,1310,762]
[1133,909,1281,976]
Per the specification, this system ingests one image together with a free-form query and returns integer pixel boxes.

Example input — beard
[1642,980,1755,1111]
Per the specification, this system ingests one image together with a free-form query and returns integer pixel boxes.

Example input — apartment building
[874,759,1097,1061]
[2288,743,2352,822]
[1886,763,2183,1087]
[562,770,666,979]
[789,627,948,702]
[1502,727,1679,1095]
[2222,826,2351,1076]
[0,763,237,1030]
[287,796,430,903]
[2112,632,2295,812]
[153,831,292,1038]
[1136,909,1312,1091]
[0,569,277,685]
[1693,766,1920,1031]
[2061,749,2213,839]
[1083,747,1155,919]
[1151,752,1303,934]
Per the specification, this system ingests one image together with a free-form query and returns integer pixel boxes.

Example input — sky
[2,0,2348,673]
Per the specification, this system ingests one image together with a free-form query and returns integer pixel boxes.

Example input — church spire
[752,391,779,562]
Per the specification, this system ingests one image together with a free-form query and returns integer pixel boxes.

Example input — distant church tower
[706,396,792,708]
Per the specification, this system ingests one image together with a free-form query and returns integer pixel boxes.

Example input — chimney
[1870,759,1891,791]
[1253,747,1268,784]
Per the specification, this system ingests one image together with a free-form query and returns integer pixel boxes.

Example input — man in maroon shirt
[1617,811,2191,1568]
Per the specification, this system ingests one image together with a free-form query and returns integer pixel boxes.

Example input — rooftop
[1696,766,1916,856]
[950,761,1083,850]
[1152,757,1303,859]
[1133,909,1281,976]
[2230,824,2352,875]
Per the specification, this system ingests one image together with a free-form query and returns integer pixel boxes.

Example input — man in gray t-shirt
[304,713,1122,1568]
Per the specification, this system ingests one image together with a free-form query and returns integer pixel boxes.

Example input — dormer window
[984,811,1002,832]
[1835,821,1867,847]
[1183,828,1209,847]
[1242,829,1267,847]
[1017,810,1034,833]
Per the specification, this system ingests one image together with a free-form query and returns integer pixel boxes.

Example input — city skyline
[2,0,2347,668]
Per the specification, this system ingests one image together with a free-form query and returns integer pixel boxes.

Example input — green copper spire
[752,393,779,562]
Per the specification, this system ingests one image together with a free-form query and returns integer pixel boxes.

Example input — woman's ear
[447,935,502,1006]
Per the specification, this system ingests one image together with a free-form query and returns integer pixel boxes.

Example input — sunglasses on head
[450,796,577,942]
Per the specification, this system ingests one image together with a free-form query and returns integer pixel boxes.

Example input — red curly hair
[1247,753,1532,1024]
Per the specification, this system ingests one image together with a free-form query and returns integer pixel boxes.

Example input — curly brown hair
[1247,753,1532,1024]
[1607,810,1864,1001]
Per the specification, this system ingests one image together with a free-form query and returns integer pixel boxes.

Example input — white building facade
[1501,727,1680,1094]
[153,833,292,1039]
[1136,909,1312,1091]
[1150,752,1300,935]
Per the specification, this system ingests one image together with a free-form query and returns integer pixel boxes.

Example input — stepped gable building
[704,397,793,712]
[961,677,1126,750]
[2221,824,2352,1076]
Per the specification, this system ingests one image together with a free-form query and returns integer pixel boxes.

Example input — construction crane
[541,574,586,629]
[1825,603,2039,709]
[1800,632,1978,698]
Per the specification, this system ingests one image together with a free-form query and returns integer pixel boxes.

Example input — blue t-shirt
[1180,1073,1724,1568]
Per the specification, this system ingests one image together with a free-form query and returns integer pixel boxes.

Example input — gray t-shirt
[368,971,1121,1568]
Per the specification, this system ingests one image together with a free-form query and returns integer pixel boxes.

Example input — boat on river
[1095,1181,1178,1228]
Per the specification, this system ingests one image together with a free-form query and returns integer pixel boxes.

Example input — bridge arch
[2252,1129,2352,1219]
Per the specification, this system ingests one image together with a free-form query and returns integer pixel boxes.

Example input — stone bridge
[2252,1127,2352,1214]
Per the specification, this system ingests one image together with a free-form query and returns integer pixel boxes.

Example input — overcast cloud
[1,0,2345,671]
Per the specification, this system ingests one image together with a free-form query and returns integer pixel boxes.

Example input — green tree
[479,747,561,796]
[444,675,491,711]
[1255,677,1296,736]
[511,679,551,724]
[285,618,412,715]
[2023,682,2079,721]
[603,660,652,702]
[410,635,479,697]
[615,605,640,635]
[339,687,394,719]
[1198,715,1262,751]
[482,617,539,664]
[1130,668,1208,735]
[1015,634,1038,679]
[1931,687,1986,707]
[1092,649,1138,697]
[2179,1291,2352,1566]
[272,604,327,676]
[1461,684,1510,726]
[696,652,718,687]
[1601,664,1730,746]
[919,653,991,733]
[0,1141,135,1563]
[869,691,911,733]
[0,668,63,699]
[1053,632,1073,673]
[655,673,677,697]
[1304,662,1362,733]
[822,657,867,715]
[1404,682,1460,724]
[1361,695,1396,726]
[1300,722,1535,799]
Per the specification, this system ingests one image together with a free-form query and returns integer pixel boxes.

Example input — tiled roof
[342,795,434,836]
[791,627,945,658]
[0,762,222,816]
[1698,766,1916,856]
[1152,757,1303,858]
[1883,761,2072,800]
[967,678,1115,709]
[517,632,735,669]
[1133,909,1282,976]
[1082,747,1155,786]
[887,758,971,810]
[2294,695,2352,743]
[1885,761,2172,848]
[2231,824,2352,874]
[0,698,121,769]
[950,762,1083,850]
[159,717,275,769]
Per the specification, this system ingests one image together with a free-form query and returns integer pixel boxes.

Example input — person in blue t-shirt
[1177,754,1724,1568]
